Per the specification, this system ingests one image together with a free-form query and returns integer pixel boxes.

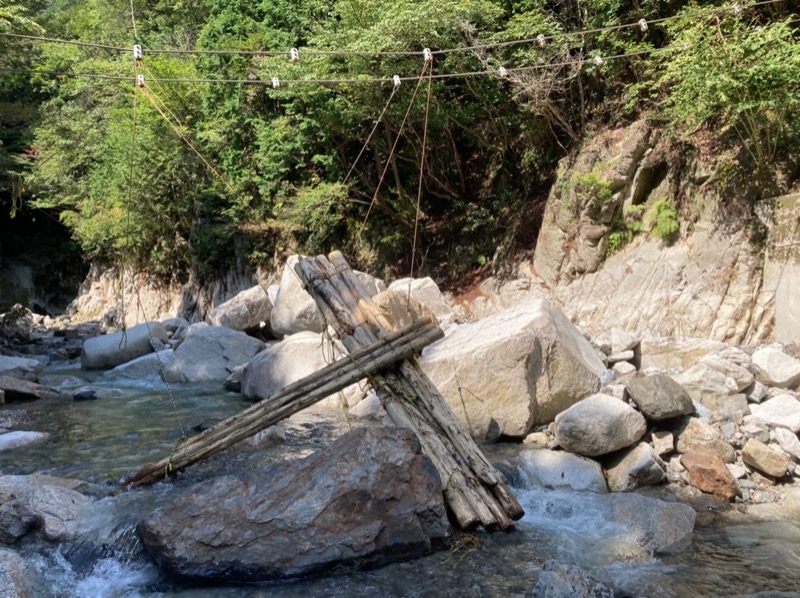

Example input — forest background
[0,0,798,301]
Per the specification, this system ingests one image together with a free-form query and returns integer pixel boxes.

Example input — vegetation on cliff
[0,0,798,287]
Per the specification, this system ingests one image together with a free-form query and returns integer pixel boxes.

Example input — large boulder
[625,375,694,420]
[680,451,741,501]
[605,493,695,554]
[269,256,325,337]
[0,375,66,402]
[748,394,800,433]
[241,332,362,408]
[554,393,647,457]
[0,356,45,382]
[532,560,615,598]
[0,475,91,543]
[207,285,272,332]
[672,363,740,411]
[163,325,265,383]
[675,417,736,463]
[0,431,49,452]
[604,442,666,492]
[81,322,168,370]
[421,298,606,440]
[102,349,174,381]
[751,345,800,389]
[137,427,450,582]
[519,449,608,493]
[387,277,456,330]
[0,548,32,598]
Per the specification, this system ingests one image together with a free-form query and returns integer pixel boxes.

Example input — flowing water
[2,365,800,597]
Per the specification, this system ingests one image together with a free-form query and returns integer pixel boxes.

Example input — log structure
[297,251,524,530]
[121,317,443,487]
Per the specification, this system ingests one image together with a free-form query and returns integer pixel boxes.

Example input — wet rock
[0,475,91,543]
[137,427,450,582]
[532,560,615,598]
[626,374,694,420]
[605,442,666,492]
[81,321,168,370]
[163,325,264,383]
[0,356,45,382]
[680,451,741,501]
[519,449,608,493]
[388,277,456,330]
[742,438,789,478]
[0,375,66,402]
[676,417,736,463]
[554,393,647,457]
[772,428,800,461]
[606,493,695,554]
[751,345,800,389]
[102,349,174,381]
[748,394,800,432]
[208,285,273,332]
[0,431,49,452]
[72,386,124,401]
[422,298,605,440]
[223,364,244,393]
[0,548,32,598]
[270,256,325,337]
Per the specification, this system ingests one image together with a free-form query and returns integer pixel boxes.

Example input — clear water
[3,367,800,597]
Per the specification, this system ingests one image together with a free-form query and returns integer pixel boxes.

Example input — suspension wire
[343,85,401,184]
[356,62,430,239]
[0,0,787,60]
[129,0,139,41]
[408,61,434,307]
[140,61,190,129]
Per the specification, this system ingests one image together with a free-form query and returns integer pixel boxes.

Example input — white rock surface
[749,394,800,433]
[269,256,325,337]
[751,345,800,389]
[0,431,49,452]
[208,285,272,331]
[81,322,169,370]
[519,449,608,493]
[164,325,265,383]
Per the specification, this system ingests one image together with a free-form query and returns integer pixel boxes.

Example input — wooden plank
[122,318,443,487]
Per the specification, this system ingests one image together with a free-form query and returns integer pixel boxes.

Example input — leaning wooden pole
[122,318,443,488]
[298,252,524,530]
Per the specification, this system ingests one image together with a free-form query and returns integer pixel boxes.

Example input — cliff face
[529,120,798,344]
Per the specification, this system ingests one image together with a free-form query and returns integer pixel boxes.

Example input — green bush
[646,200,679,243]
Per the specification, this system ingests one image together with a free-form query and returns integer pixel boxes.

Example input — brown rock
[680,451,741,502]
[741,438,790,478]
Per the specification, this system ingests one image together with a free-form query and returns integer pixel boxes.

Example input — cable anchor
[638,19,648,32]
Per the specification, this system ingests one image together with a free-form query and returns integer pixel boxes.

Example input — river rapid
[2,363,800,598]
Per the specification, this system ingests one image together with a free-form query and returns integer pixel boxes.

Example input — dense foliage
[0,0,797,282]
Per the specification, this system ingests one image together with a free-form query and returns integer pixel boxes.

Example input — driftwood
[298,251,524,530]
[122,317,443,487]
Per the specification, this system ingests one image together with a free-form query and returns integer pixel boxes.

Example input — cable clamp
[290,48,300,62]
[393,74,401,88]
[537,34,546,48]
[272,76,280,89]
[593,55,604,66]
[423,48,432,63]
[638,19,648,32]
[498,66,508,77]
[133,44,143,62]
[136,74,145,88]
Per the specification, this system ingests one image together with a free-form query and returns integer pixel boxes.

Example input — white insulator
[593,55,604,66]
[393,74,401,88]
[638,18,648,32]
[133,44,143,61]
[754,25,763,31]
[272,76,280,89]
[290,48,300,62]
[423,48,433,63]
[135,74,145,88]
[732,3,741,14]
[537,34,546,48]
[498,66,508,77]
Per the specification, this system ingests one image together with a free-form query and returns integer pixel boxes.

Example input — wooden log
[296,252,524,530]
[121,319,443,487]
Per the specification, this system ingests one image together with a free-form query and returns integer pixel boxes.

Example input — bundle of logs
[123,251,523,531]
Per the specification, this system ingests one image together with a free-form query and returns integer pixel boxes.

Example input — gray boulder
[554,393,647,457]
[137,427,450,582]
[81,322,168,370]
[387,277,456,330]
[72,386,124,401]
[0,548,32,598]
[270,256,324,337]
[0,431,49,452]
[625,375,694,420]
[752,345,800,388]
[673,363,739,411]
[163,325,265,383]
[0,475,90,543]
[0,356,44,382]
[208,285,272,332]
[532,560,615,598]
[675,417,736,463]
[749,394,800,432]
[605,442,666,492]
[102,349,174,381]
[421,298,606,440]
[519,449,608,493]
[606,493,695,554]
[0,375,66,402]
